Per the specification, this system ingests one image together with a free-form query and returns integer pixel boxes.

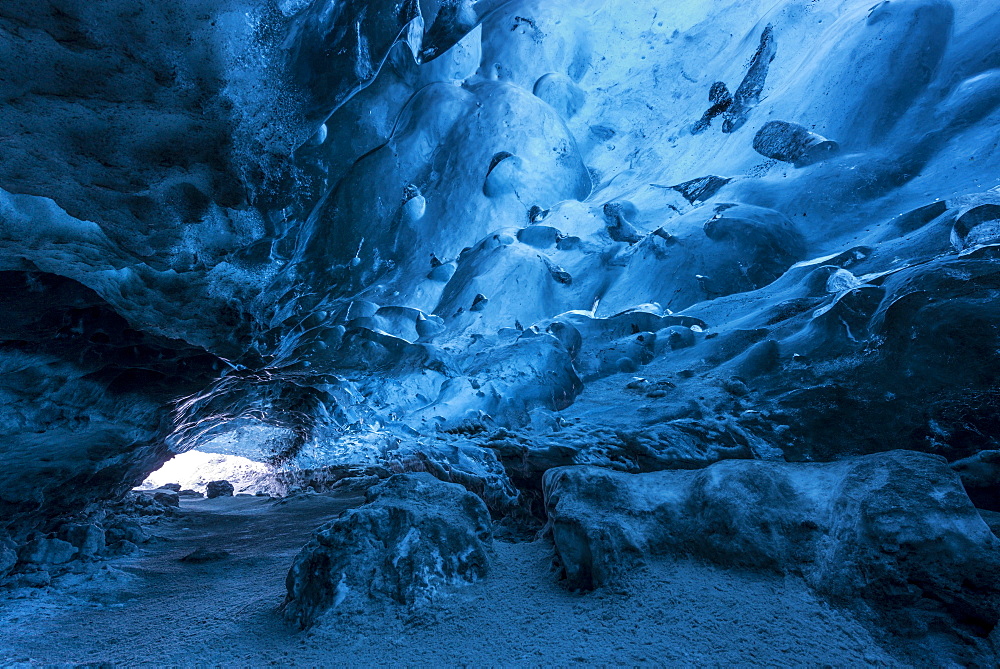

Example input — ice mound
[283,473,492,628]
[544,451,1000,636]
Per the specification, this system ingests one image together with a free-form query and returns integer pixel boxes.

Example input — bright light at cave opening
[139,450,281,496]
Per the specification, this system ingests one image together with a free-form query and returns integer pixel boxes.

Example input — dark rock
[180,547,231,563]
[284,473,492,629]
[178,489,205,498]
[722,24,776,133]
[161,483,182,492]
[691,83,733,134]
[127,490,179,513]
[107,540,139,556]
[669,176,732,204]
[151,490,180,507]
[105,520,148,545]
[952,450,1000,511]
[205,480,235,499]
[625,378,649,391]
[662,326,696,351]
[544,451,1000,634]
[0,546,16,578]
[692,22,777,137]
[603,202,644,244]
[4,569,52,589]
[542,257,573,285]
[753,121,841,167]
[470,293,489,312]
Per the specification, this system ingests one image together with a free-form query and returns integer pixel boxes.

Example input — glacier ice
[0,0,999,577]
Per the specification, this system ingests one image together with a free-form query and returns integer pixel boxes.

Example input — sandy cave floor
[0,493,909,666]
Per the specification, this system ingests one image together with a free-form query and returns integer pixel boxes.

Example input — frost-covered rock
[134,489,180,508]
[104,519,148,546]
[0,546,16,578]
[18,538,78,565]
[284,473,492,629]
[544,451,1000,633]
[58,523,106,558]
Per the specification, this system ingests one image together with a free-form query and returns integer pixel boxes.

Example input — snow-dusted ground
[0,493,905,667]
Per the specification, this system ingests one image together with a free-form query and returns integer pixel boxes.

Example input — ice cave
[1,0,1000,664]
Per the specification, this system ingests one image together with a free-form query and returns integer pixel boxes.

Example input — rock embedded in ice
[721,24,776,134]
[752,121,841,167]
[692,82,734,135]
[602,202,644,244]
[543,451,1000,633]
[669,175,733,205]
[284,473,491,629]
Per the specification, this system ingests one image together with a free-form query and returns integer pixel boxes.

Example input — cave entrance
[138,449,283,497]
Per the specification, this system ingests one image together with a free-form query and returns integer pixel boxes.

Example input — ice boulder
[544,451,1000,634]
[284,473,492,628]
[18,537,78,565]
